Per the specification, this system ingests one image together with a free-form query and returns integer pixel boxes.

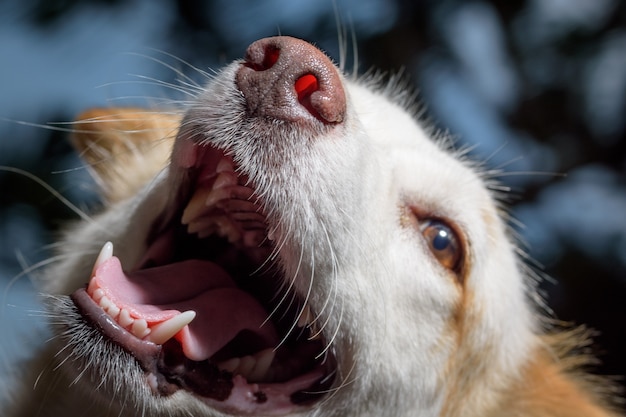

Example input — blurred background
[1,0,624,399]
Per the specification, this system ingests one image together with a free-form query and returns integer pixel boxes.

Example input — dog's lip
[71,287,331,413]
[88,255,279,362]
[70,288,167,378]
[67,140,339,413]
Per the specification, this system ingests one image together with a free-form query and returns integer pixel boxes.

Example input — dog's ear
[72,108,180,203]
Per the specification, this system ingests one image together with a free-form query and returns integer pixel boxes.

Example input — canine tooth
[218,357,241,373]
[118,308,134,328]
[247,348,275,382]
[131,319,150,339]
[181,188,213,225]
[145,311,196,345]
[236,355,256,380]
[92,241,113,275]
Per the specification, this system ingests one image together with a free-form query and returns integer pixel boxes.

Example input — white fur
[6,54,610,417]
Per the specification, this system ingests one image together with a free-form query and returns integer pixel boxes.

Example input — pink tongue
[93,257,279,361]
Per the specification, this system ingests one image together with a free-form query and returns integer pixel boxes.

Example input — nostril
[245,45,280,71]
[263,46,280,69]
[294,74,321,120]
[295,74,319,101]
[237,36,346,125]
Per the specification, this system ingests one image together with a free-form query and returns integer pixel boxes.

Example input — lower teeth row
[87,242,282,383]
[87,243,196,344]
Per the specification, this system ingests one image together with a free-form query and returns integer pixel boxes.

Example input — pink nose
[236,36,346,125]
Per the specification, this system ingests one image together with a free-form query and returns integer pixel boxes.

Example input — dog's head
[45,36,535,417]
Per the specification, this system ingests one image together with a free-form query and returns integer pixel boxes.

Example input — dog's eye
[420,219,462,272]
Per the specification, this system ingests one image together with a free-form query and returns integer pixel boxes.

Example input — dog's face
[43,37,535,417]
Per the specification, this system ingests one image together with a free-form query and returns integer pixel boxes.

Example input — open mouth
[70,141,336,415]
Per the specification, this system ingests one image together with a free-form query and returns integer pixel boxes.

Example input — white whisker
[0,166,95,225]
[127,49,214,86]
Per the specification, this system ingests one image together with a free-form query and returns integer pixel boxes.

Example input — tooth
[297,305,313,328]
[131,318,150,339]
[92,288,105,302]
[99,295,113,311]
[87,279,98,296]
[187,217,217,235]
[247,348,275,382]
[146,374,159,393]
[213,171,237,190]
[204,187,232,208]
[105,303,120,319]
[181,188,213,225]
[206,185,255,208]
[92,242,113,275]
[236,355,256,379]
[217,357,241,373]
[212,216,241,242]
[217,199,263,215]
[309,322,323,341]
[118,308,134,328]
[145,311,196,345]
[216,158,234,173]
[230,211,266,225]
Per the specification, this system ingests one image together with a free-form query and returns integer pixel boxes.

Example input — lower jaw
[70,288,332,416]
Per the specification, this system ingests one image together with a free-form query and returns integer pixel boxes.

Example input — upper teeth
[297,305,314,328]
[216,158,234,173]
[87,242,196,343]
[181,187,214,225]
[298,306,322,341]
[181,157,266,246]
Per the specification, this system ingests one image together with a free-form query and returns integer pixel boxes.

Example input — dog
[6,36,621,416]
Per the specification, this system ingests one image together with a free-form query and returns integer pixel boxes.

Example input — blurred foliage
[2,0,625,389]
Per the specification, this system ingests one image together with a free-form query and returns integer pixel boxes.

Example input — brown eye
[420,219,463,272]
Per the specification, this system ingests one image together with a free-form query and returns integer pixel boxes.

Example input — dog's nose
[236,36,346,124]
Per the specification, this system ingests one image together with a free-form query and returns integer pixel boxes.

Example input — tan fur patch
[72,108,180,203]
[493,329,622,417]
